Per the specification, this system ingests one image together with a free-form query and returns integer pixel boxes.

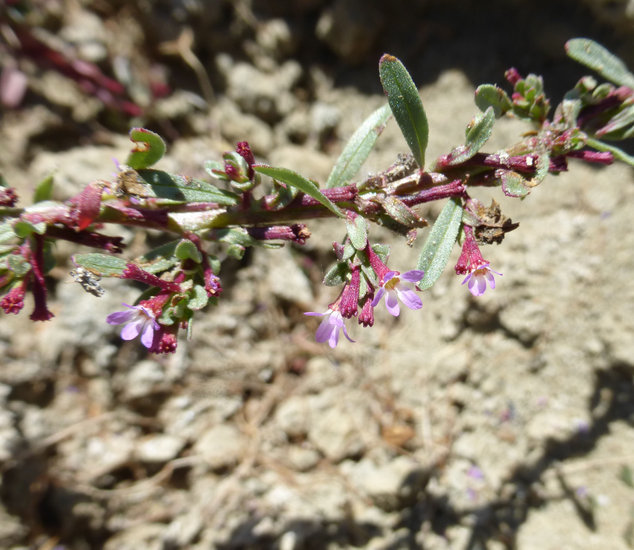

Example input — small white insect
[70,266,105,297]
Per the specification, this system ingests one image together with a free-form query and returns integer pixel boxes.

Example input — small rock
[266,248,313,307]
[0,410,20,462]
[215,98,276,156]
[135,434,186,464]
[315,0,383,64]
[343,456,429,511]
[194,423,247,470]
[310,102,340,142]
[307,389,373,462]
[286,445,321,472]
[276,396,310,438]
[218,57,301,122]
[162,510,203,548]
[104,523,164,550]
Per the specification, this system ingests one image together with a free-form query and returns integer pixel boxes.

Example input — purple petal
[315,317,336,343]
[106,310,135,325]
[469,274,487,296]
[327,327,340,348]
[385,290,400,316]
[485,270,496,289]
[461,273,472,286]
[397,287,422,310]
[304,311,327,317]
[400,270,425,283]
[341,323,355,343]
[371,287,385,307]
[140,321,156,348]
[120,319,143,340]
[383,271,398,283]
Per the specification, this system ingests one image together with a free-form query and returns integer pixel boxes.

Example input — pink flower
[304,309,354,348]
[106,303,160,348]
[371,270,424,316]
[462,262,502,296]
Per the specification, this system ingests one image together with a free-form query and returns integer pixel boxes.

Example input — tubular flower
[462,262,502,297]
[304,309,354,349]
[455,224,502,296]
[371,270,424,317]
[106,303,160,348]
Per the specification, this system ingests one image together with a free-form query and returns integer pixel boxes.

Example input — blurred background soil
[1,1,634,549]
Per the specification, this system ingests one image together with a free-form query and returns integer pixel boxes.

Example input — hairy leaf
[73,253,127,276]
[379,54,429,168]
[326,104,391,188]
[566,39,634,88]
[416,197,463,290]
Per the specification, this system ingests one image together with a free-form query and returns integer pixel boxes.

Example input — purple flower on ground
[304,309,354,349]
[371,270,424,316]
[462,262,502,297]
[106,303,160,348]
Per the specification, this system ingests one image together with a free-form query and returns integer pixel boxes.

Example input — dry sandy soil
[1,1,634,549]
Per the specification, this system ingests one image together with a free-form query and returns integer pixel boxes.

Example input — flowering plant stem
[1,38,633,353]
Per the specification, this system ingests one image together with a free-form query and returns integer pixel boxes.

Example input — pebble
[193,423,247,470]
[135,434,186,464]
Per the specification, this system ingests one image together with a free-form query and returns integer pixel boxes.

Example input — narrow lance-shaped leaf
[565,39,634,89]
[253,165,344,217]
[379,54,429,168]
[417,197,463,290]
[326,104,391,188]
[126,128,167,170]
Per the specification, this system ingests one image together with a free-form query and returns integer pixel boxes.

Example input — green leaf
[204,159,229,180]
[137,240,180,273]
[416,197,463,290]
[586,137,634,166]
[175,239,203,263]
[73,253,127,276]
[379,54,429,168]
[253,165,344,217]
[500,170,531,198]
[137,170,240,205]
[126,128,167,170]
[379,196,427,227]
[596,104,634,139]
[7,254,31,276]
[323,261,349,286]
[475,84,512,118]
[346,215,368,250]
[187,284,209,311]
[14,220,46,237]
[566,39,634,88]
[0,221,16,244]
[33,174,54,203]
[445,107,496,165]
[326,104,391,188]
